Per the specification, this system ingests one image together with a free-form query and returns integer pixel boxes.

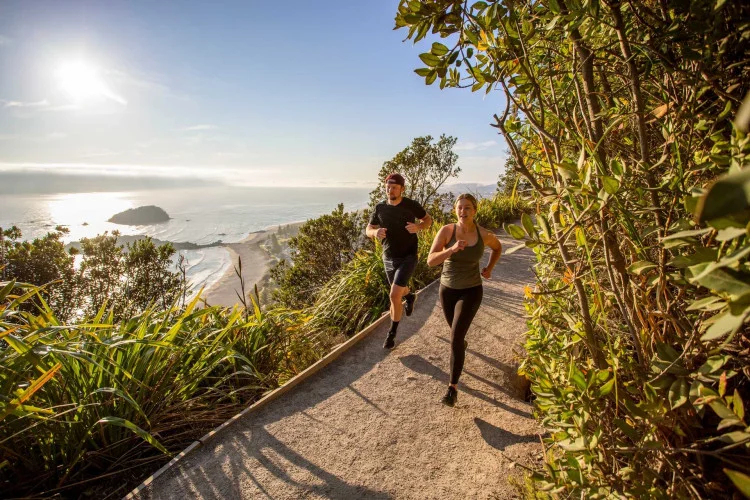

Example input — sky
[0,0,508,189]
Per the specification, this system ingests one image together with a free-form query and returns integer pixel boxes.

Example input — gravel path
[133,236,542,499]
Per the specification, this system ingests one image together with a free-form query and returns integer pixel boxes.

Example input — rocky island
[108,205,170,225]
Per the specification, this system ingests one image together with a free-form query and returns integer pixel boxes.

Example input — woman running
[427,193,502,406]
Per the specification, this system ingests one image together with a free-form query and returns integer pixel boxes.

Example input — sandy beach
[202,222,301,308]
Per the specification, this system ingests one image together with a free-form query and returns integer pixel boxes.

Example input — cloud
[181,124,218,131]
[2,99,50,108]
[0,35,11,46]
[0,132,66,142]
[454,140,498,151]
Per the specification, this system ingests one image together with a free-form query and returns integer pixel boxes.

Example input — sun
[57,60,126,105]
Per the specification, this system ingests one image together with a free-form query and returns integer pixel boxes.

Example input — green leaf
[431,42,449,56]
[710,400,739,420]
[668,378,689,409]
[702,310,747,341]
[629,260,657,275]
[521,213,538,238]
[419,53,441,67]
[686,296,722,311]
[598,377,616,396]
[734,389,745,420]
[698,354,730,374]
[696,168,750,223]
[97,416,170,455]
[504,223,526,240]
[661,227,712,241]
[717,431,750,444]
[569,362,587,391]
[425,71,437,85]
[602,176,620,194]
[724,469,750,498]
[716,227,747,241]
[692,246,750,281]
[656,342,680,363]
[538,214,551,239]
[692,267,750,299]
[414,68,431,77]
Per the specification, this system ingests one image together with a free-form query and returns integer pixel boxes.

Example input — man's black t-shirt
[368,197,427,259]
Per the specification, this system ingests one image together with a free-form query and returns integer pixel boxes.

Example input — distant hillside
[109,205,170,225]
[441,183,497,197]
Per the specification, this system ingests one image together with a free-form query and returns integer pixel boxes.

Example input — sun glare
[57,60,126,105]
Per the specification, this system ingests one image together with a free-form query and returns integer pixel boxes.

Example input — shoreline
[201,221,304,308]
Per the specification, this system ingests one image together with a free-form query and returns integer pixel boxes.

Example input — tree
[368,135,460,210]
[1,226,78,320]
[397,0,749,497]
[271,204,369,309]
[123,237,182,313]
[495,156,529,196]
[78,232,183,319]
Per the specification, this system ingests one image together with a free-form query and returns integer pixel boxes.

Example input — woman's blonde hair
[454,193,478,210]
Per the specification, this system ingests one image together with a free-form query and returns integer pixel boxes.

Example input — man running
[366,173,432,349]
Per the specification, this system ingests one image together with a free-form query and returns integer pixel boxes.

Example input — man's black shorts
[383,253,417,288]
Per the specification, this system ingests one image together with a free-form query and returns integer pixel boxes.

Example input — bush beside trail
[397,0,750,497]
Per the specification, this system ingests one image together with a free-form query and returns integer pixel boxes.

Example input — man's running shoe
[441,386,458,407]
[404,292,416,316]
[383,331,396,349]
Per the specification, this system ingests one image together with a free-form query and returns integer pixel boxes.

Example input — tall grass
[0,281,312,497]
[474,191,530,230]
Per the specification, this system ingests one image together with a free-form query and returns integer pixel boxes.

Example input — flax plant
[0,280,303,497]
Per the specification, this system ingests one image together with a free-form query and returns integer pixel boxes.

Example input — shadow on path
[398,354,531,419]
[171,426,389,500]
[474,418,539,452]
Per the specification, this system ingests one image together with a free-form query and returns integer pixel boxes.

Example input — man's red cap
[385,173,405,186]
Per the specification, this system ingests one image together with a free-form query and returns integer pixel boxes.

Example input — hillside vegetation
[396,0,749,497]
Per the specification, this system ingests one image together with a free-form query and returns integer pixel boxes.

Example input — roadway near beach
[131,235,543,499]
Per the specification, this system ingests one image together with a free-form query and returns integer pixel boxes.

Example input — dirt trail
[133,236,543,499]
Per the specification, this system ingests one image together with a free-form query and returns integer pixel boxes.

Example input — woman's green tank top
[440,223,484,289]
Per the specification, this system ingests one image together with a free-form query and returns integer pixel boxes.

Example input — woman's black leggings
[439,284,483,385]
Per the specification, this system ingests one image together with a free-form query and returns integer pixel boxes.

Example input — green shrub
[0,283,314,497]
[397,0,750,497]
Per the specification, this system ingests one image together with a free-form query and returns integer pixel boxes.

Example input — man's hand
[481,266,493,279]
[405,221,421,234]
[450,240,467,253]
[376,228,387,240]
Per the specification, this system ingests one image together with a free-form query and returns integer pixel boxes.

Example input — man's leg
[384,255,417,349]
[389,283,409,322]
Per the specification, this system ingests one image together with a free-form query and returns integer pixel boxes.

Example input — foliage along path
[132,236,542,499]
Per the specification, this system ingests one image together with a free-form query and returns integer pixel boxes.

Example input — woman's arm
[428,225,464,267]
[480,228,502,279]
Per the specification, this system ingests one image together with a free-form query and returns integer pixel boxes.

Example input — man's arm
[419,213,433,230]
[367,224,387,240]
[405,212,432,234]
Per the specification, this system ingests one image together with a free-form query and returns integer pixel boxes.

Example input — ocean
[0,185,372,292]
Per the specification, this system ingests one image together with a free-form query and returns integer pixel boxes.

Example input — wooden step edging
[125,280,438,499]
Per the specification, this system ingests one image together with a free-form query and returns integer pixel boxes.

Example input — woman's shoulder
[437,223,454,237]
[478,225,495,239]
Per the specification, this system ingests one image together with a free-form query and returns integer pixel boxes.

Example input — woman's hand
[481,266,493,279]
[450,240,467,253]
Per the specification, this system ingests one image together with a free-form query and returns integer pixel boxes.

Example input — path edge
[124,280,439,499]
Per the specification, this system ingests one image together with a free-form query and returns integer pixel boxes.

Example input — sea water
[0,185,371,292]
